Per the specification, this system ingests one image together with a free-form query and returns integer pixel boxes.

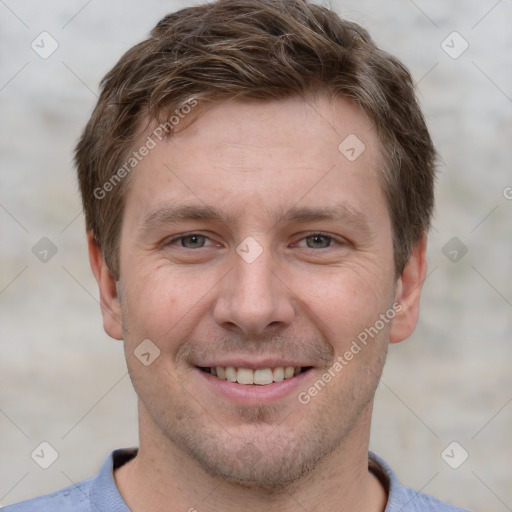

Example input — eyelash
[164,232,345,249]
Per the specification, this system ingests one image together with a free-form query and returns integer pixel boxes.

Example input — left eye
[169,234,210,249]
[296,234,336,249]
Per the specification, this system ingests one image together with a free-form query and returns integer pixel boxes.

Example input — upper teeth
[210,366,301,385]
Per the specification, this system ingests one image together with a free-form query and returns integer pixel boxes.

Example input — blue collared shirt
[2,449,469,511]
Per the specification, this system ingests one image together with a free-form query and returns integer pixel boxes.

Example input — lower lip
[196,368,313,405]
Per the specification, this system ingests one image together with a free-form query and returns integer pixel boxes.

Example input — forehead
[122,94,388,231]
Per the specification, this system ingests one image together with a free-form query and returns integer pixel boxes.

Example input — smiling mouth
[197,366,313,385]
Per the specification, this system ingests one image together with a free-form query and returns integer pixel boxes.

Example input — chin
[166,418,344,492]
[190,440,324,491]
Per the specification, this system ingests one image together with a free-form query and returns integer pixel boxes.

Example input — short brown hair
[75,0,436,280]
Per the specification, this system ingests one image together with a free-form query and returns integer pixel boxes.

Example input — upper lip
[195,359,313,369]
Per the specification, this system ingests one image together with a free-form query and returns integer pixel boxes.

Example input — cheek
[121,268,181,342]
[120,263,217,360]
[299,264,394,343]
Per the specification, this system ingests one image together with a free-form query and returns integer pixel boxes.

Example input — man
[6,0,468,510]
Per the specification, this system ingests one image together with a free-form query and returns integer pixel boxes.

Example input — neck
[115,406,387,512]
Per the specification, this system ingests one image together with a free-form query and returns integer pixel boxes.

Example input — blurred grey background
[0,0,511,510]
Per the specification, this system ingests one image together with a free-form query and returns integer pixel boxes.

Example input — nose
[213,245,296,336]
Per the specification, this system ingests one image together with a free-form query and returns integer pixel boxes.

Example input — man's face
[105,95,404,488]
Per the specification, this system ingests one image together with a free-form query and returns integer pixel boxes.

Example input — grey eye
[305,234,332,249]
[180,235,207,248]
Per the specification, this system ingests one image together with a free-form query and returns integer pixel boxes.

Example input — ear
[389,234,428,344]
[87,231,124,340]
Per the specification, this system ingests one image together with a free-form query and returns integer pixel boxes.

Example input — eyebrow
[276,204,373,235]
[140,204,228,230]
[140,202,375,236]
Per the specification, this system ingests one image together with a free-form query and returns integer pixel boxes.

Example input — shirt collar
[91,448,411,511]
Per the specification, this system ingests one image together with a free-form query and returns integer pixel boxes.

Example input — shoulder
[2,448,136,512]
[391,485,469,512]
[369,452,470,512]
[1,479,94,512]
